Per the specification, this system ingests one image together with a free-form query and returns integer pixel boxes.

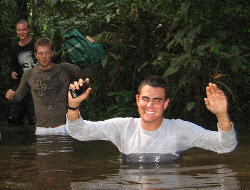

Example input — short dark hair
[137,76,169,99]
[16,19,28,26]
[34,37,54,53]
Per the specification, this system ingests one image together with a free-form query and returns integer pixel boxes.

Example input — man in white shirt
[66,76,237,163]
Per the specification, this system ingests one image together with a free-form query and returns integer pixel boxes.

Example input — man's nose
[146,100,154,107]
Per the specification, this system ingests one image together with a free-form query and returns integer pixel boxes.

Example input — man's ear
[135,94,139,104]
[163,98,170,110]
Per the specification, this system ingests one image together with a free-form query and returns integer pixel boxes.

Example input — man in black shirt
[8,19,37,124]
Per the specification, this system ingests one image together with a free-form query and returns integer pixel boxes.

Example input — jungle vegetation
[0,0,249,128]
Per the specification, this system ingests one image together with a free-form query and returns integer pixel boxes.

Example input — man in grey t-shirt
[66,76,237,163]
[5,37,90,135]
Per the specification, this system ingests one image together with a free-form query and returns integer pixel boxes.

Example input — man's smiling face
[16,23,29,40]
[136,85,169,131]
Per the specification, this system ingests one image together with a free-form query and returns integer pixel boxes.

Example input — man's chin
[141,117,157,124]
[141,115,163,124]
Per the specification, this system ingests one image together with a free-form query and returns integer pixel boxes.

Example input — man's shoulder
[163,118,186,123]
[59,62,79,68]
[58,62,82,74]
[12,41,19,49]
[162,118,202,131]
[107,117,137,122]
[12,38,36,51]
[105,117,138,125]
[23,66,37,75]
[31,38,36,42]
[20,67,36,81]
[29,38,36,45]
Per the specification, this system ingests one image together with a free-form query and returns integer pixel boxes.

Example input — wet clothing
[8,38,37,124]
[12,62,83,129]
[66,117,237,163]
[35,124,67,135]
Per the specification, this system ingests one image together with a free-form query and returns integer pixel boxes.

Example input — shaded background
[0,0,249,129]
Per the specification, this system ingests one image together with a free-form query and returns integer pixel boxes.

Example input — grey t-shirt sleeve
[174,119,237,153]
[66,114,133,150]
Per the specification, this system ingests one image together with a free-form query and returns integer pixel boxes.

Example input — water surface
[0,123,249,189]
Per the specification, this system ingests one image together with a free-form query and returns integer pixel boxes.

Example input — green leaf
[163,61,181,77]
[186,102,195,111]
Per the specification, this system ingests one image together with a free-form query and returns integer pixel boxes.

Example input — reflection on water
[71,164,239,189]
[0,124,249,189]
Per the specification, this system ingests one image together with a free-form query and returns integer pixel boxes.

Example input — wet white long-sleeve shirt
[66,116,237,163]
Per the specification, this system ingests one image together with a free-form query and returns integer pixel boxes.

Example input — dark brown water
[0,124,249,190]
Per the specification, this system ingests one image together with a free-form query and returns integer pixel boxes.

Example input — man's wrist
[67,104,79,111]
[216,113,232,132]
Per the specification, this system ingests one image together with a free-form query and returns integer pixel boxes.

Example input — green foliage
[0,0,249,126]
[106,90,138,118]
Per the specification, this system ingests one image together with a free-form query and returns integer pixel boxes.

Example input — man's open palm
[204,83,228,116]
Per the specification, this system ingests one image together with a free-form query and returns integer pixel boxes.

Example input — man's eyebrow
[140,96,163,100]
[153,97,164,100]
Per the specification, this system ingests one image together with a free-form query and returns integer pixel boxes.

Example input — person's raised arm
[67,78,91,121]
[204,83,232,132]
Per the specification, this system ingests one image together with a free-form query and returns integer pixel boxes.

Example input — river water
[0,123,249,189]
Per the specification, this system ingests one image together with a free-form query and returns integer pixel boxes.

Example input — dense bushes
[0,0,249,127]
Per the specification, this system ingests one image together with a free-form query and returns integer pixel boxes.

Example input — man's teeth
[145,111,155,114]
